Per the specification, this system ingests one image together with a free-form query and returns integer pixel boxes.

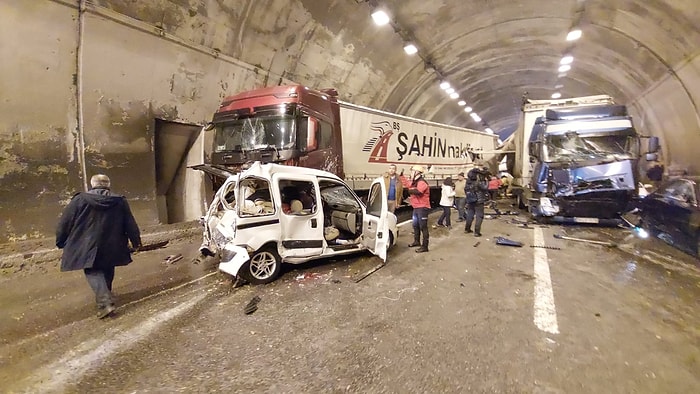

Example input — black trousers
[412,207,429,248]
[465,202,484,234]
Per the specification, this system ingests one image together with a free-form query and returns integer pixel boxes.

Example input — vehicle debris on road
[495,237,524,247]
[553,233,617,247]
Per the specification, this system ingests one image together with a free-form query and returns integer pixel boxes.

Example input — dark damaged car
[638,177,700,257]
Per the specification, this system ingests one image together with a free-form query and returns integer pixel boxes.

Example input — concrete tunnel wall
[0,0,699,243]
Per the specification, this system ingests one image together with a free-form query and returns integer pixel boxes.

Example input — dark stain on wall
[0,128,82,243]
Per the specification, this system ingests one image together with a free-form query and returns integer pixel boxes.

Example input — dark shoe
[464,228,473,233]
[408,242,421,247]
[474,233,482,237]
[97,304,116,319]
[415,247,429,253]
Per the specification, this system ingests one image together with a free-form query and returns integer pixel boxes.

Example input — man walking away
[56,174,141,319]
[464,167,489,237]
[383,164,403,213]
[400,165,431,253]
[454,172,466,222]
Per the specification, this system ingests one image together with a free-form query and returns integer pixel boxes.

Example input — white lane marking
[533,227,559,334]
[21,291,208,393]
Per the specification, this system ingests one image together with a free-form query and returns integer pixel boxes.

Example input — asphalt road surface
[1,203,699,393]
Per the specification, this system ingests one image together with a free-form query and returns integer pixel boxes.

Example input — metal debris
[553,233,617,247]
[530,245,561,250]
[495,237,524,247]
[244,296,261,315]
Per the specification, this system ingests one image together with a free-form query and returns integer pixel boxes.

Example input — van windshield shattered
[214,115,296,153]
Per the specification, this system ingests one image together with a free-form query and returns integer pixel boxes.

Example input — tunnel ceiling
[100,0,700,139]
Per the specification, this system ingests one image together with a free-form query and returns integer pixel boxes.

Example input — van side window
[279,180,316,215]
[366,183,383,216]
[238,178,273,216]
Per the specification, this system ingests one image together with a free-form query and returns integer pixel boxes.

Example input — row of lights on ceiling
[371,8,494,135]
[551,29,583,99]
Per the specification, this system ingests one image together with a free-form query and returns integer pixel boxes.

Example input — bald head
[90,174,111,189]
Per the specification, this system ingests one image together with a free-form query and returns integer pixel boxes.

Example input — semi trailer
[194,84,499,195]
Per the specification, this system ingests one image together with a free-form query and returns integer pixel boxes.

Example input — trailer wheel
[240,246,282,284]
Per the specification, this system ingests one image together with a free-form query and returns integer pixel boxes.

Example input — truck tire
[240,246,282,284]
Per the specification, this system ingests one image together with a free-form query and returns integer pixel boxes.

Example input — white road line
[533,227,559,334]
[21,291,208,393]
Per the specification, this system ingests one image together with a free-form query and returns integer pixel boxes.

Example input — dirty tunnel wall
[0,1,272,243]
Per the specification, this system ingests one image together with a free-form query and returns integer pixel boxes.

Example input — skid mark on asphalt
[533,227,559,334]
[19,291,208,393]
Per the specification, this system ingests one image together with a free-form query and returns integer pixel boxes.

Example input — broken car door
[276,175,324,258]
[361,177,389,262]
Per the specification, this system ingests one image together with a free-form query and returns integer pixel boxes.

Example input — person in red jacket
[400,165,431,253]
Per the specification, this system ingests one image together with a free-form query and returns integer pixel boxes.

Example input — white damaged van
[199,162,398,284]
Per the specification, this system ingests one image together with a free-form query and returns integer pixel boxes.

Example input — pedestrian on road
[487,176,501,201]
[454,172,467,222]
[56,174,141,319]
[435,177,455,229]
[400,165,431,253]
[464,167,489,237]
[383,164,403,213]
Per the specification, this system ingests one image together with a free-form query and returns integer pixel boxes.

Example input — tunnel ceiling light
[470,113,481,122]
[558,73,568,78]
[560,55,574,65]
[551,92,562,99]
[485,128,494,134]
[558,64,571,73]
[567,29,582,41]
[371,10,390,26]
[404,43,418,55]
[440,81,451,90]
[555,84,564,89]
[458,100,466,106]
[445,87,455,94]
[450,92,459,99]
[464,106,473,113]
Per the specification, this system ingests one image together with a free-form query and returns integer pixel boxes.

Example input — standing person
[56,174,141,319]
[454,172,467,222]
[464,167,489,237]
[435,177,455,228]
[487,175,501,201]
[383,164,404,213]
[400,165,431,253]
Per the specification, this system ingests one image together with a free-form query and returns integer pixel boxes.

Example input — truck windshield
[214,115,296,153]
[543,131,639,162]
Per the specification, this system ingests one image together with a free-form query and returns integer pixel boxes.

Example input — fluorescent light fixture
[485,128,494,134]
[464,106,473,113]
[371,10,390,26]
[403,43,418,55]
[450,92,459,99]
[560,55,574,65]
[555,84,564,89]
[558,64,571,73]
[440,81,451,90]
[566,29,582,41]
[551,92,562,99]
[445,87,455,94]
[558,73,567,78]
[470,113,481,122]
[458,100,466,106]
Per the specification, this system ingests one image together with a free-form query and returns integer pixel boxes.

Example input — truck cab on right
[525,104,645,224]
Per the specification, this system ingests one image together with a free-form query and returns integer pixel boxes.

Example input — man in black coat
[56,174,141,318]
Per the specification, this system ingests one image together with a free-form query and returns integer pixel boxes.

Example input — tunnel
[0,0,698,242]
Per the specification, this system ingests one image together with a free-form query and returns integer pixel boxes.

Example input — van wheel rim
[250,252,277,280]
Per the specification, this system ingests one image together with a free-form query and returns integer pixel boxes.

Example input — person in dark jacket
[464,167,489,237]
[56,174,141,319]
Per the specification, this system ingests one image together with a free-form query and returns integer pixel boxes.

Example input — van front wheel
[240,246,282,284]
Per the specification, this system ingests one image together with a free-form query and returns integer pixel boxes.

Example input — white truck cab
[199,161,398,284]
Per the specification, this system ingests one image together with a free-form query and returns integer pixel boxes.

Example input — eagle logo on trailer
[364,121,394,163]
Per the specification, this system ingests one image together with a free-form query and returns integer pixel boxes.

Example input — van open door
[362,178,389,261]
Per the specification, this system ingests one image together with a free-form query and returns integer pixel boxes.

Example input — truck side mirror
[647,136,659,153]
[307,118,318,151]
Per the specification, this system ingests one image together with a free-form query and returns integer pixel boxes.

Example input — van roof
[233,161,344,182]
